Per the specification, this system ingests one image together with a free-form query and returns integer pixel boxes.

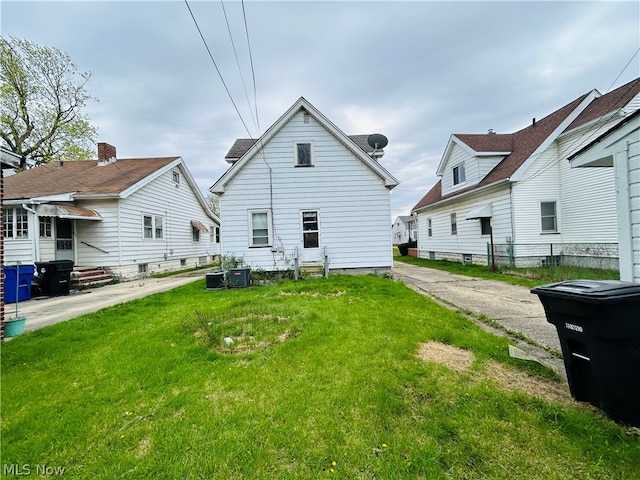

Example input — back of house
[211,97,399,275]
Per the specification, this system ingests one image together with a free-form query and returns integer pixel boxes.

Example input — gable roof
[5,157,180,200]
[412,77,640,212]
[212,97,399,193]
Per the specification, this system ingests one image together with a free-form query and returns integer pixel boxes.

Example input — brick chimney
[97,142,117,161]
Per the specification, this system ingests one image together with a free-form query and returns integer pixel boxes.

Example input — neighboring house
[411,78,640,269]
[1,147,22,338]
[392,215,416,245]
[210,97,400,275]
[3,143,220,281]
[569,109,640,282]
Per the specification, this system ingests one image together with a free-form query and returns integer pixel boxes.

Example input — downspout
[21,203,39,262]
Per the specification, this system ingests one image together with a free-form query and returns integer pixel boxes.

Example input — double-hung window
[250,210,272,247]
[541,201,557,233]
[427,218,433,237]
[143,214,164,239]
[451,213,457,235]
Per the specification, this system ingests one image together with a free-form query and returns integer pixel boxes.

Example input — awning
[191,220,209,232]
[36,204,102,220]
[466,204,492,220]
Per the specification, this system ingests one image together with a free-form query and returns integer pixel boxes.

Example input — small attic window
[453,164,466,185]
[172,171,180,184]
[295,142,313,167]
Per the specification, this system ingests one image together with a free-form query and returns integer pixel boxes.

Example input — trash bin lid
[531,280,640,303]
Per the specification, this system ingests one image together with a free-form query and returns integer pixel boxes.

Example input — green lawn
[2,276,638,479]
[394,254,620,288]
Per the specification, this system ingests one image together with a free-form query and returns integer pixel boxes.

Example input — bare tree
[1,36,98,168]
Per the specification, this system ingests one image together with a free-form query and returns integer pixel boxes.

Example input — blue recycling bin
[4,265,35,303]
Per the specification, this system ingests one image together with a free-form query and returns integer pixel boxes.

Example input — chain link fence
[490,242,619,270]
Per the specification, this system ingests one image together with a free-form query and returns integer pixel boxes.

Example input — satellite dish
[367,133,388,150]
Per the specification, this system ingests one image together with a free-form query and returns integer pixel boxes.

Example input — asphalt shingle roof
[4,157,179,200]
[412,77,640,212]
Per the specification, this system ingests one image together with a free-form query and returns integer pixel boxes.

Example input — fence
[489,242,619,270]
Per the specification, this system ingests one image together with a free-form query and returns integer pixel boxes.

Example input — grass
[394,254,620,288]
[2,275,638,479]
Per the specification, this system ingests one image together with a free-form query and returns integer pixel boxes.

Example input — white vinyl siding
[219,110,393,271]
[416,186,512,258]
[630,143,640,282]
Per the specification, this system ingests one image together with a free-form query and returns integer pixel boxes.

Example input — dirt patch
[417,341,574,405]
[417,341,475,372]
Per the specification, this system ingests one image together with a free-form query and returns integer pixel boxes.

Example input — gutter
[412,178,510,214]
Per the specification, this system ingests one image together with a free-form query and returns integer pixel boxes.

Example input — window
[480,218,492,235]
[427,218,432,237]
[453,164,466,185]
[172,171,180,184]
[3,209,13,238]
[143,214,164,239]
[2,207,29,239]
[16,207,28,238]
[210,226,220,243]
[192,226,200,242]
[39,217,53,238]
[138,263,148,274]
[302,211,319,248]
[250,210,271,247]
[143,215,153,239]
[541,201,557,233]
[295,142,313,167]
[451,213,457,235]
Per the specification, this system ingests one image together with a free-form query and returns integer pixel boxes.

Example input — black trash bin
[531,280,640,426]
[35,260,75,296]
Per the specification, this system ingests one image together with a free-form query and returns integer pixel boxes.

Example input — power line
[184,0,253,139]
[242,0,260,132]
[220,0,258,133]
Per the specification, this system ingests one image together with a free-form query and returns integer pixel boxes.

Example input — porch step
[71,267,114,289]
[300,262,325,277]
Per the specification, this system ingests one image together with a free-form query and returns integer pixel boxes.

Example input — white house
[3,143,220,281]
[392,215,416,245]
[210,97,399,275]
[411,78,640,270]
[569,109,640,282]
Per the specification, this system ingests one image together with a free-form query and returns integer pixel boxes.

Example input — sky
[2,1,639,221]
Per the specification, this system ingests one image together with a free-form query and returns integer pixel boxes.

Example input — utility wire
[220,0,258,133]
[521,50,640,184]
[184,0,253,139]
[242,0,260,132]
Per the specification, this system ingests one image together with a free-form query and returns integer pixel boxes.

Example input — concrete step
[71,267,114,288]
[300,263,325,277]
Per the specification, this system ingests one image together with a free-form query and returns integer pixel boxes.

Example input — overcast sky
[2,1,639,220]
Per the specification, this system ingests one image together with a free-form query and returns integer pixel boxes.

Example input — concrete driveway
[392,261,566,376]
[13,273,205,332]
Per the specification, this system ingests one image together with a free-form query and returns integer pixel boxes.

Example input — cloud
[2,0,639,221]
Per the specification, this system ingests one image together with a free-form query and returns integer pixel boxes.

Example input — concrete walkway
[392,261,567,377]
[14,273,205,332]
